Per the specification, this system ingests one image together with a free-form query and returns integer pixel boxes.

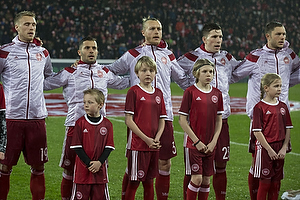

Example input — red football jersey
[179,84,223,149]
[71,114,114,184]
[252,100,293,143]
[125,84,167,151]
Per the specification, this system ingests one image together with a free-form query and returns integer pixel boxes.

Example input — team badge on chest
[36,53,42,61]
[97,70,104,78]
[161,57,167,64]
[211,95,218,103]
[100,127,107,135]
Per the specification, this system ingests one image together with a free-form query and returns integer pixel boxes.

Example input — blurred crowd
[0,0,299,60]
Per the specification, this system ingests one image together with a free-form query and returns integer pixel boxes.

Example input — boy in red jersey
[252,73,292,200]
[0,84,6,160]
[70,89,114,200]
[124,56,167,200]
[178,59,223,200]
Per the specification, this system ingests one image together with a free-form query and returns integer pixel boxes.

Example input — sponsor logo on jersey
[211,95,218,103]
[155,96,161,104]
[36,53,42,61]
[140,97,146,101]
[192,164,199,172]
[266,110,272,115]
[196,97,201,101]
[83,129,88,133]
[100,127,108,135]
[161,57,167,64]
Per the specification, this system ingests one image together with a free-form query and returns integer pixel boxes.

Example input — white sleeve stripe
[178,111,188,116]
[70,145,82,149]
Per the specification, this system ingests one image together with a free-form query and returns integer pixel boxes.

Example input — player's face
[197,65,214,86]
[78,40,98,64]
[266,26,286,49]
[137,63,156,86]
[83,94,102,117]
[142,20,162,46]
[15,16,37,42]
[265,79,282,99]
[203,29,223,53]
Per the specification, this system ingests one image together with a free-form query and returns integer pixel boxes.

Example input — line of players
[0,10,299,200]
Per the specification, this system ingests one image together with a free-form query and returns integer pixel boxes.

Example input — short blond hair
[83,88,105,105]
[134,56,157,74]
[142,16,161,31]
[14,11,35,25]
[192,59,215,83]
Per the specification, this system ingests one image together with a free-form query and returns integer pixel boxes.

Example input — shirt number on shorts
[172,141,177,155]
[40,147,48,162]
[222,146,230,160]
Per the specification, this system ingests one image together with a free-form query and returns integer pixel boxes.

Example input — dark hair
[14,11,35,25]
[265,21,283,35]
[79,36,96,50]
[202,23,222,37]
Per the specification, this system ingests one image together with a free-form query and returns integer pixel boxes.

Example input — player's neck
[196,82,211,91]
[263,95,277,104]
[139,83,153,92]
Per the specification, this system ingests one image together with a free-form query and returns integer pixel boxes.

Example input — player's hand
[71,60,79,68]
[0,152,4,160]
[195,141,207,152]
[277,147,287,159]
[88,161,101,173]
[205,141,216,154]
[267,148,278,160]
[149,139,161,149]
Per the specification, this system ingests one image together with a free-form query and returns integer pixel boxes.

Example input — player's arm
[0,110,6,160]
[72,147,92,167]
[178,113,207,152]
[170,58,191,90]
[105,52,131,75]
[44,67,73,91]
[230,54,257,84]
[277,128,291,159]
[106,69,130,90]
[125,113,158,149]
[205,114,222,154]
[253,131,278,160]
[88,148,114,173]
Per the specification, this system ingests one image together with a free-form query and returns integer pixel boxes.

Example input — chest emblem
[97,70,104,78]
[211,95,218,103]
[155,96,161,104]
[161,57,167,64]
[220,58,226,65]
[36,53,42,61]
[283,57,289,64]
[100,127,107,135]
[280,107,285,115]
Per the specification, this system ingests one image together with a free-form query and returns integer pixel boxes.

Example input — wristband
[193,139,201,146]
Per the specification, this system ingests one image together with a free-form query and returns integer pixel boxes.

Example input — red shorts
[185,148,215,176]
[159,121,177,160]
[253,140,284,181]
[214,119,230,163]
[71,183,110,200]
[59,126,77,171]
[127,150,159,181]
[1,119,48,166]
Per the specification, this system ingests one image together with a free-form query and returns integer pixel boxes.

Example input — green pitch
[7,83,300,199]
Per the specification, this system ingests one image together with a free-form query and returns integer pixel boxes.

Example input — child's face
[137,63,156,85]
[264,79,282,98]
[197,65,214,85]
[83,94,102,117]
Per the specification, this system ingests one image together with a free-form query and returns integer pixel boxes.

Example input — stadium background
[0,0,299,68]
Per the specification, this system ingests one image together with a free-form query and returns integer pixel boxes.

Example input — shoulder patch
[226,53,232,61]
[43,49,49,57]
[64,66,76,73]
[103,67,109,73]
[290,51,296,60]
[128,49,140,58]
[184,52,198,62]
[0,49,9,58]
[246,53,259,62]
[168,53,175,61]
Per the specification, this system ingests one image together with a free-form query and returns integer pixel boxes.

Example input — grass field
[6,83,300,200]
